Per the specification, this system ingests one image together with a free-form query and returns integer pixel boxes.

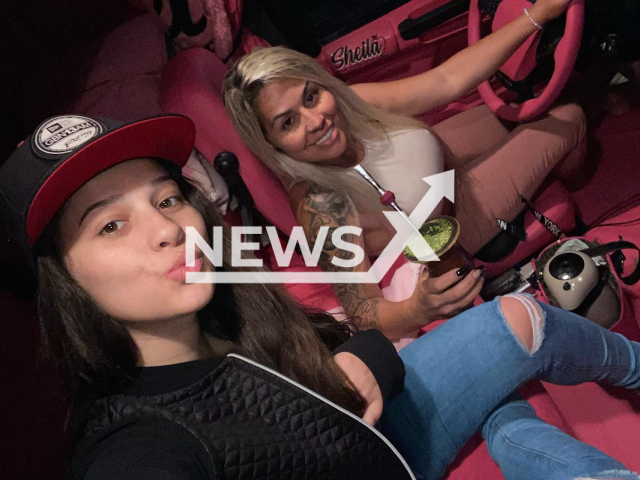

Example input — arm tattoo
[352,298,381,330]
[298,185,381,329]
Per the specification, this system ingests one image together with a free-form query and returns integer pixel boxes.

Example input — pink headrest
[159,48,298,234]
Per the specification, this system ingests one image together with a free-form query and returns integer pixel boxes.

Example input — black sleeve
[71,419,217,480]
[333,329,406,403]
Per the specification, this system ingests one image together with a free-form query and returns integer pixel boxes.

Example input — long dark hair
[37,160,365,432]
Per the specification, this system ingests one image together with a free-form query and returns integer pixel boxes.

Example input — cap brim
[26,115,196,245]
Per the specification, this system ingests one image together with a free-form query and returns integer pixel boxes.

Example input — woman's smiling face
[256,78,350,165]
[56,159,215,324]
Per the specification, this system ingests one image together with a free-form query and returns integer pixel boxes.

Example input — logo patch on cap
[33,116,103,156]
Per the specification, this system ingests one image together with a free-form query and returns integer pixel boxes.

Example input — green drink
[403,217,454,259]
[403,216,473,277]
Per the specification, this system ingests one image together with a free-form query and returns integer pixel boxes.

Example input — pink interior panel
[316,0,486,125]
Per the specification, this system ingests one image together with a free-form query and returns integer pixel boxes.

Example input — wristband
[524,8,544,30]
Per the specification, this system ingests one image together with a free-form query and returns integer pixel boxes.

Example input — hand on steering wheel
[533,0,577,24]
[468,0,585,122]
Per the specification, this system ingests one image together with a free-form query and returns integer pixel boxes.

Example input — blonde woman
[223,0,587,341]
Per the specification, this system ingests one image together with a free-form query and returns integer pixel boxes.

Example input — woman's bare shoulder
[288,180,314,215]
[289,180,313,201]
[289,181,360,231]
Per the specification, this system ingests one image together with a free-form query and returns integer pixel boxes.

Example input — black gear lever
[213,151,239,175]
[213,152,278,248]
[213,151,303,254]
[214,151,255,210]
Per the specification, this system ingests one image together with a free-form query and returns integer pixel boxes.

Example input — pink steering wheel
[468,0,585,122]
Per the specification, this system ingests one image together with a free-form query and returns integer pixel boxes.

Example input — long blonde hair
[222,46,424,218]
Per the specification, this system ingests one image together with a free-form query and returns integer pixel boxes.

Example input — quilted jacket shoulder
[81,354,415,480]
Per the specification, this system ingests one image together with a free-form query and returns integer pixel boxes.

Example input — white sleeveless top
[357,128,444,349]
[359,128,445,214]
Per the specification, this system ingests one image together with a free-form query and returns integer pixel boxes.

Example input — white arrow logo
[187,170,455,284]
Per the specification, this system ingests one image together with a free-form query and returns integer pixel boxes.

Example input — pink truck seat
[160,47,342,309]
[160,48,297,234]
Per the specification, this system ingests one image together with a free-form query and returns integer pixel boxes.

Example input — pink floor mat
[573,109,640,227]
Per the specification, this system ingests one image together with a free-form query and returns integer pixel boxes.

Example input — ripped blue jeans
[378,295,640,480]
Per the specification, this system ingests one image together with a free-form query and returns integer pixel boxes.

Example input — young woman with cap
[1,114,638,480]
[222,0,586,341]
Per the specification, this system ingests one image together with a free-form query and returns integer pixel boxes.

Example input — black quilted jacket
[75,354,415,480]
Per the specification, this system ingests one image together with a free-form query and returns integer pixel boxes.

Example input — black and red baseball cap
[0,114,196,258]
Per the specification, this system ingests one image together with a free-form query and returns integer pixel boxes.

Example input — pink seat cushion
[265,247,341,311]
